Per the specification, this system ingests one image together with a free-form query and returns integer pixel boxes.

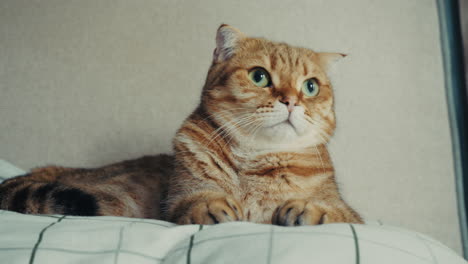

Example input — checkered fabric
[0,160,465,263]
[0,210,465,264]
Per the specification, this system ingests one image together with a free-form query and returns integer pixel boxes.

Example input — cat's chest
[231,153,325,223]
[237,175,305,223]
[227,153,332,223]
[210,148,333,223]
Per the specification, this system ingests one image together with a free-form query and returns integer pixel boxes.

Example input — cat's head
[201,25,344,150]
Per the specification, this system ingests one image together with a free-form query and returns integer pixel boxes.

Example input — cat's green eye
[248,67,271,87]
[302,78,320,97]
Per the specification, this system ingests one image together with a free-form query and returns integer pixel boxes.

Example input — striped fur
[0,25,362,225]
[0,155,173,218]
[166,25,362,225]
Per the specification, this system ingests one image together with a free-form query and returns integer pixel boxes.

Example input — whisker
[203,114,256,150]
[314,145,326,174]
[220,118,260,151]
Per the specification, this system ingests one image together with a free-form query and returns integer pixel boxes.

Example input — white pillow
[0,210,464,264]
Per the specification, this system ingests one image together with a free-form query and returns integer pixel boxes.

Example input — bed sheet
[0,160,465,263]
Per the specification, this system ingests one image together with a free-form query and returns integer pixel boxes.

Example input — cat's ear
[213,24,245,63]
[317,52,347,74]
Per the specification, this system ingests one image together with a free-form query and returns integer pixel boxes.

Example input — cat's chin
[263,121,300,139]
[236,122,327,151]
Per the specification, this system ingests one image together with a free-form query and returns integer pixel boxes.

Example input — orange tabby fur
[0,155,173,218]
[166,25,362,225]
[0,25,362,226]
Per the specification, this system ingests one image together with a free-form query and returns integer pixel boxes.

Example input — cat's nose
[279,96,298,112]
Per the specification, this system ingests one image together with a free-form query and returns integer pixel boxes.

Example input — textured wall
[0,0,462,254]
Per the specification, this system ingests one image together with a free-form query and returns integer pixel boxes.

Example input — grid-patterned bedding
[0,161,465,263]
[0,210,465,264]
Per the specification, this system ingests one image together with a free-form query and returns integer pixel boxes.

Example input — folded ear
[317,52,347,74]
[213,24,245,63]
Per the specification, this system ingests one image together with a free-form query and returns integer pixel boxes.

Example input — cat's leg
[167,191,243,225]
[271,198,363,226]
[0,175,100,216]
[0,165,102,216]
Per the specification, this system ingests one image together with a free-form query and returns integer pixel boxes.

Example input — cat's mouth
[282,120,293,127]
[267,118,298,133]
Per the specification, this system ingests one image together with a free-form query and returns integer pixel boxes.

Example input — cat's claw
[177,195,243,225]
[272,199,327,226]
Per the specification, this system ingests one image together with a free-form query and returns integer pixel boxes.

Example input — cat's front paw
[175,195,244,225]
[272,199,327,226]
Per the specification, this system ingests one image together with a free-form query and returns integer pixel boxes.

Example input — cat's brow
[302,63,309,76]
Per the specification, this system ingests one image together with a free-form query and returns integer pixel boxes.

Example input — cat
[0,155,173,218]
[0,24,363,226]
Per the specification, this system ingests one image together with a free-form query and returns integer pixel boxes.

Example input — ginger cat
[167,25,361,225]
[0,25,362,226]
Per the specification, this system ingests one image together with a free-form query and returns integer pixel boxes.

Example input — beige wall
[0,0,462,254]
